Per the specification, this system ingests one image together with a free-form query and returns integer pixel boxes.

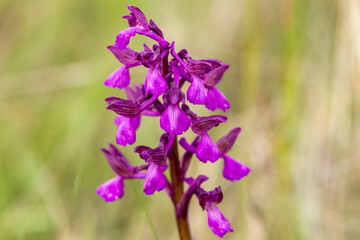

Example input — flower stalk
[168,136,191,240]
[162,44,191,240]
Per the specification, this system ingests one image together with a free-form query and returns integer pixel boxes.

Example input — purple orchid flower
[217,128,251,181]
[199,187,233,238]
[104,45,141,89]
[135,134,171,195]
[170,42,230,112]
[97,144,147,202]
[205,203,234,238]
[180,115,228,163]
[183,178,233,238]
[97,6,250,239]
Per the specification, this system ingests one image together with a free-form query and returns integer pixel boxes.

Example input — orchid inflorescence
[97,5,250,239]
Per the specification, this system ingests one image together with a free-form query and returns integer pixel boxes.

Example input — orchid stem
[162,49,191,240]
[168,136,191,240]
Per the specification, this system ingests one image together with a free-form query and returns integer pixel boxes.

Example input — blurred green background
[1,0,359,239]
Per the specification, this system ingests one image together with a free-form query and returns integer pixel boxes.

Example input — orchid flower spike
[97,6,250,239]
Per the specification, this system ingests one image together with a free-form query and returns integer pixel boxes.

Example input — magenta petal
[196,133,221,163]
[96,176,124,202]
[191,115,228,134]
[127,5,149,29]
[106,97,140,118]
[145,65,168,96]
[102,144,135,176]
[223,155,251,181]
[203,64,229,87]
[115,27,137,50]
[160,103,191,135]
[205,87,230,112]
[187,76,207,105]
[104,66,130,89]
[107,45,140,67]
[216,128,241,155]
[115,116,136,146]
[143,163,167,195]
[205,204,233,238]
[130,116,141,131]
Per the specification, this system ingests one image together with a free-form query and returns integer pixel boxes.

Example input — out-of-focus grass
[0,0,359,239]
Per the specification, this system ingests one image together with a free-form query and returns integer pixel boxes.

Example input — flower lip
[222,155,251,181]
[205,204,234,238]
[96,176,124,202]
[205,87,230,112]
[196,133,221,163]
[160,103,191,135]
[187,75,207,105]
[104,66,131,89]
[143,163,167,195]
[114,116,138,146]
